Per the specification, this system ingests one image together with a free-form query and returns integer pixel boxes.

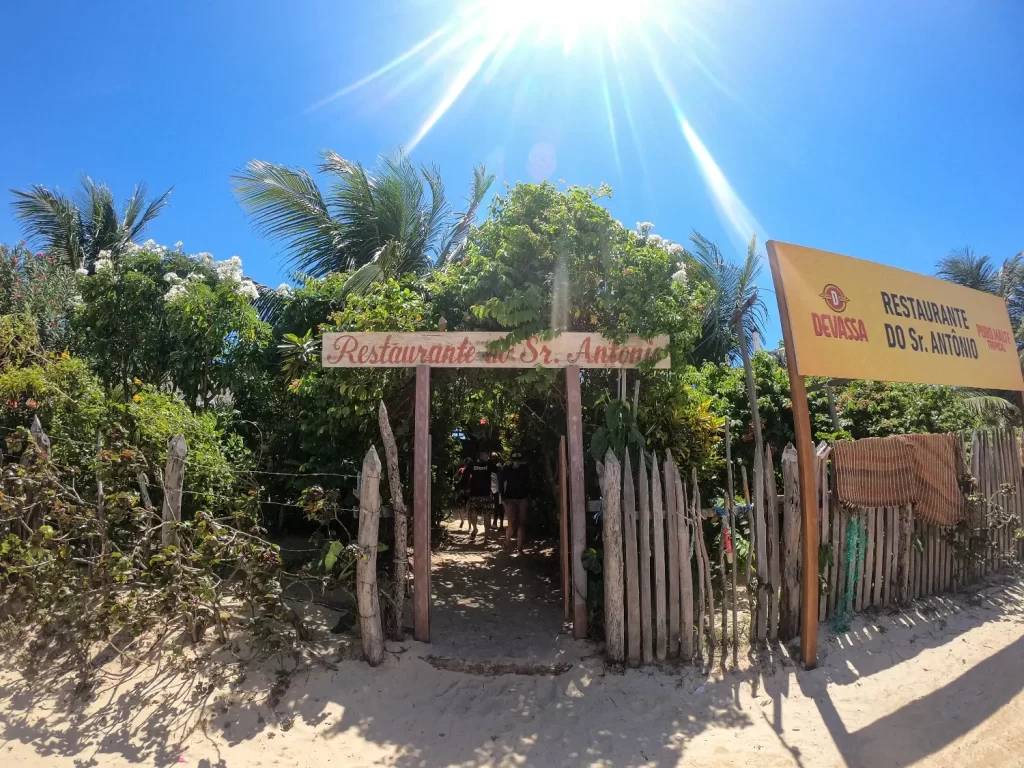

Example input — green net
[830,515,865,634]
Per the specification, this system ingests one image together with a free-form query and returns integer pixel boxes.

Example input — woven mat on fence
[833,433,965,526]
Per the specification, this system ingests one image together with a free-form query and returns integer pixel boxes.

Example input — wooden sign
[322,332,670,369]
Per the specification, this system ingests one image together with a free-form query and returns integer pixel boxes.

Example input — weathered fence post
[96,429,108,556]
[622,451,641,667]
[764,442,780,642]
[692,468,716,659]
[779,445,801,640]
[651,453,668,661]
[357,446,385,666]
[664,451,681,658]
[725,423,739,666]
[673,463,694,662]
[638,451,654,665]
[18,416,51,534]
[753,440,768,643]
[897,505,912,603]
[161,435,186,548]
[602,450,624,664]
[378,401,408,641]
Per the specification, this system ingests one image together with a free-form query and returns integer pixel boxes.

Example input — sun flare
[311,0,767,250]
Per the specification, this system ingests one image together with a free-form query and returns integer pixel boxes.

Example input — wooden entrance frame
[322,330,670,644]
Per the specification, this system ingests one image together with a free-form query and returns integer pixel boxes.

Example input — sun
[310,0,767,252]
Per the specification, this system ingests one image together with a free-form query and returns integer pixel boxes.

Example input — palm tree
[10,176,171,270]
[938,245,1024,423]
[232,149,494,293]
[685,231,767,365]
[937,246,1024,329]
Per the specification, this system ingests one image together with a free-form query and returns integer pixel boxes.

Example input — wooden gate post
[566,366,588,639]
[357,446,385,666]
[161,435,186,548]
[413,365,431,642]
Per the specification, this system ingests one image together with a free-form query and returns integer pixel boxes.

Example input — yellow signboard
[767,241,1023,391]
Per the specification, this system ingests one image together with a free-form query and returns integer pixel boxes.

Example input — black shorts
[468,496,491,510]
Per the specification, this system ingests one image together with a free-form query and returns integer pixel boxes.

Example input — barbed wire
[0,424,359,481]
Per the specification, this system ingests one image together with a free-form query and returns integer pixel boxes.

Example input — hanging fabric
[832,433,965,526]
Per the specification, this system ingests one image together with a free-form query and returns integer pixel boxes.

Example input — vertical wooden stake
[161,435,186,548]
[674,465,694,662]
[898,505,912,603]
[665,452,681,658]
[766,240,819,668]
[741,463,754,642]
[651,454,667,660]
[692,468,716,658]
[378,401,409,641]
[413,365,431,642]
[566,366,588,639]
[764,443,780,642]
[780,445,802,640]
[725,424,739,665]
[602,450,624,663]
[559,436,570,622]
[357,446,385,666]
[638,450,654,664]
[96,429,107,556]
[623,451,641,666]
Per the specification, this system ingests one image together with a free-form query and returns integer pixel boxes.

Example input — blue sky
[1,0,1022,347]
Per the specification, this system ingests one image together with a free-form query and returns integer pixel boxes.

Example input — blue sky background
[1,0,1022,347]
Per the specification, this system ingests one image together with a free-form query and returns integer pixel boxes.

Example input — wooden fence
[600,428,1023,666]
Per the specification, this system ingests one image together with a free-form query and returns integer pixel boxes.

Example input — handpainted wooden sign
[321,332,671,369]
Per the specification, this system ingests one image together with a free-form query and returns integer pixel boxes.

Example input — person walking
[489,452,503,529]
[500,452,530,554]
[465,451,493,543]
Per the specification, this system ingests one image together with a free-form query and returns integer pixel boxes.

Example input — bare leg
[459,503,467,529]
[469,508,478,540]
[504,504,513,551]
[516,501,527,553]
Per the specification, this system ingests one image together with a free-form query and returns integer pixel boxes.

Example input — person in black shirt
[500,452,530,553]
[464,451,493,542]
[489,452,503,529]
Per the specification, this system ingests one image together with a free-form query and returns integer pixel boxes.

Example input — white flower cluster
[277,283,293,298]
[237,279,260,301]
[635,223,685,259]
[94,254,113,272]
[163,270,204,301]
[76,267,89,276]
[215,255,243,282]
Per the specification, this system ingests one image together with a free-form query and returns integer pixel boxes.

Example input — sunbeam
[680,118,768,250]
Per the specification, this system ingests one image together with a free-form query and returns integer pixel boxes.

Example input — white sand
[2,536,1022,767]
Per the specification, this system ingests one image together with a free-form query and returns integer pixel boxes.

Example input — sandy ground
[2,521,1023,767]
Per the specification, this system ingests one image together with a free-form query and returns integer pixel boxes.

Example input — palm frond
[685,231,766,364]
[936,247,998,293]
[342,240,427,296]
[252,282,287,324]
[437,163,494,266]
[10,185,84,267]
[232,160,343,278]
[960,392,1020,428]
[121,182,172,246]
